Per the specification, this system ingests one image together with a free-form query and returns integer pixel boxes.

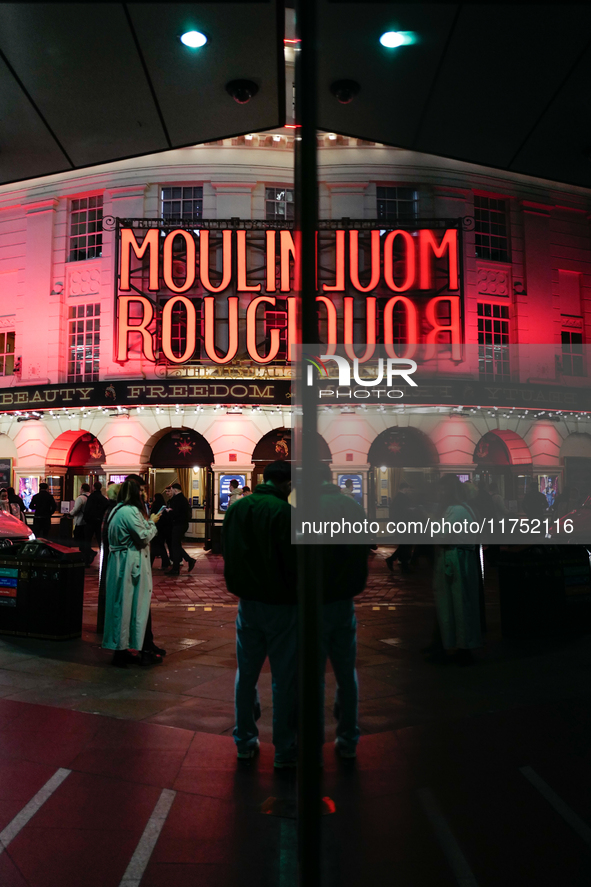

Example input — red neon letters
[116,227,461,365]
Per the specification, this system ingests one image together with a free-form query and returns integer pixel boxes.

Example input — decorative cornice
[24,197,60,215]
[521,199,552,217]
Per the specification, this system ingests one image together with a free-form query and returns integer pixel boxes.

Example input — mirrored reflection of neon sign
[116,226,462,365]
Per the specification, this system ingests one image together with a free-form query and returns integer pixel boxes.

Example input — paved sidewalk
[0,694,590,887]
[0,549,590,885]
[83,546,432,608]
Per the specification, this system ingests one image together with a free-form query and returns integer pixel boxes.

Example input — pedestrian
[227,478,243,508]
[473,481,496,521]
[102,479,163,667]
[83,481,109,560]
[222,460,297,767]
[522,485,548,520]
[341,478,355,498]
[70,483,91,563]
[29,482,57,538]
[430,474,482,666]
[241,486,252,497]
[0,489,10,513]
[385,481,414,573]
[553,486,580,518]
[317,463,369,759]
[150,492,172,570]
[165,482,196,575]
[488,483,508,518]
[7,487,26,522]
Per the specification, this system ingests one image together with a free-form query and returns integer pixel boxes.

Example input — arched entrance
[473,429,532,505]
[45,430,105,501]
[251,427,332,489]
[0,433,17,490]
[148,428,215,539]
[367,426,440,517]
[560,432,591,499]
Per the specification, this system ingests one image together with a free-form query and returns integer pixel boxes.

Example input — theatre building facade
[1,131,591,524]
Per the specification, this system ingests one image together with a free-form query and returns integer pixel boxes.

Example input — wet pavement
[0,547,589,885]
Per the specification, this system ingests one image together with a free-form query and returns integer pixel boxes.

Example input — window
[561,330,584,376]
[264,309,288,359]
[67,304,100,382]
[474,195,509,262]
[376,186,417,221]
[0,331,15,376]
[265,187,294,220]
[160,298,202,362]
[477,303,510,379]
[376,300,408,346]
[68,196,103,262]
[161,187,203,220]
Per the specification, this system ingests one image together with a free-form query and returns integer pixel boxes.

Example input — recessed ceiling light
[180,30,207,48]
[379,31,414,48]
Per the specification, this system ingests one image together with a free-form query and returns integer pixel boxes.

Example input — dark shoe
[335,740,357,759]
[139,651,163,667]
[385,555,396,572]
[187,557,196,573]
[161,562,171,571]
[146,643,167,657]
[165,568,180,576]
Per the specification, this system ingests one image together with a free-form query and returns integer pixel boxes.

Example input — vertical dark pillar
[294,1,322,885]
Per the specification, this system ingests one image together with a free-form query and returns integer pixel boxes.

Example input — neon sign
[114,223,462,365]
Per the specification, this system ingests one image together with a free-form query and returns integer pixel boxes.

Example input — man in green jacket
[222,460,296,767]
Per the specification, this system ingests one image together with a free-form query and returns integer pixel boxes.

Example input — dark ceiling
[1,3,591,190]
[318,2,591,189]
[0,2,284,185]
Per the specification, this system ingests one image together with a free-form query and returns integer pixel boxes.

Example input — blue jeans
[234,600,297,762]
[322,599,360,751]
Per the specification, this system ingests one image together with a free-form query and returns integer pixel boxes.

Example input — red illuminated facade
[1,130,591,519]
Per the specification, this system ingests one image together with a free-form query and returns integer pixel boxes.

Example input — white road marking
[0,767,71,853]
[119,788,176,887]
[520,766,591,845]
[418,787,480,887]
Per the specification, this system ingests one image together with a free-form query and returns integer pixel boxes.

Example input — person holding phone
[150,493,172,571]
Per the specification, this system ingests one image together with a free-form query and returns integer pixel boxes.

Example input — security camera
[330,80,360,104]
[226,80,259,104]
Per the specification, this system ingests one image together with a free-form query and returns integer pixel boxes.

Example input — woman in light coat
[431,475,482,666]
[102,479,159,667]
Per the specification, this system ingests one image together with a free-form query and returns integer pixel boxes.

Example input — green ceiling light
[180,30,207,48]
[379,31,415,48]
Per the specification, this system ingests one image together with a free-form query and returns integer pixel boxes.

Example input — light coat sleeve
[123,506,158,549]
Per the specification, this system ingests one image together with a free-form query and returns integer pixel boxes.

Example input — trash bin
[497,546,591,638]
[59,515,73,540]
[0,539,85,640]
[210,524,223,555]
